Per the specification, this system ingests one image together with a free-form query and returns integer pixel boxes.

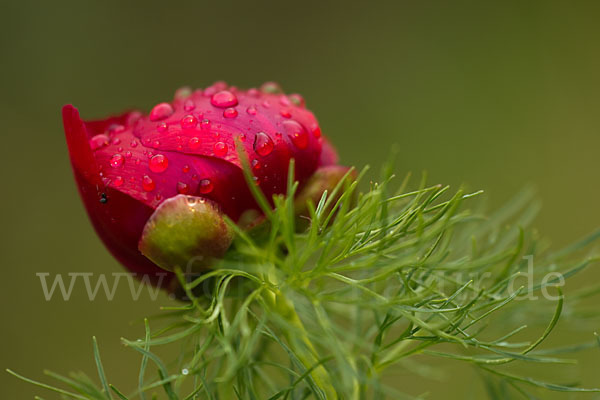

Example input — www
[35,273,167,301]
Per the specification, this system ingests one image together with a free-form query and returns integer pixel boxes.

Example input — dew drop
[213,142,228,157]
[200,119,211,130]
[253,132,274,156]
[311,123,322,138]
[198,179,214,194]
[174,86,192,100]
[183,99,196,111]
[182,165,191,173]
[289,94,305,107]
[279,95,291,106]
[177,182,190,194]
[189,137,201,150]
[90,134,110,150]
[149,154,169,173]
[125,151,132,158]
[181,369,190,376]
[284,120,309,149]
[260,81,282,94]
[280,108,292,118]
[262,100,271,108]
[157,122,168,132]
[251,159,261,171]
[181,114,198,129]
[112,137,122,145]
[149,103,174,121]
[110,153,125,168]
[130,140,138,148]
[223,107,238,118]
[203,86,217,96]
[108,124,126,134]
[126,111,143,126]
[211,90,238,108]
[152,140,161,148]
[142,175,155,192]
[246,106,257,115]
[113,176,124,187]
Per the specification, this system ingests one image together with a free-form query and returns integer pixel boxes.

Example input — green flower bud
[138,195,233,273]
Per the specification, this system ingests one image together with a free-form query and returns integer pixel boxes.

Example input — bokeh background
[1,0,599,398]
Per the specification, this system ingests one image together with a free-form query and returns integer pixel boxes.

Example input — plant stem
[265,288,338,399]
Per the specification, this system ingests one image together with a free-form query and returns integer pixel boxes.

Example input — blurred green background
[1,0,599,398]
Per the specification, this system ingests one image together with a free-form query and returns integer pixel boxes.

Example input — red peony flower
[63,82,348,290]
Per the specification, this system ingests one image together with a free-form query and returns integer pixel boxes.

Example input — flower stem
[265,289,338,399]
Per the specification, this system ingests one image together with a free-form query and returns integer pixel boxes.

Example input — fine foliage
[8,159,600,399]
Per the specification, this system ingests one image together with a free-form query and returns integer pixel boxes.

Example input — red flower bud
[63,82,344,289]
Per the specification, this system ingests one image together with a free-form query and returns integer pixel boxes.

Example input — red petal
[319,137,339,166]
[132,87,323,200]
[63,105,174,287]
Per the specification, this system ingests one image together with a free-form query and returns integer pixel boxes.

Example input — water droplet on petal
[213,142,228,157]
[247,88,259,97]
[149,154,169,173]
[177,182,190,194]
[152,140,161,148]
[142,175,155,192]
[189,137,201,150]
[112,137,121,145]
[289,94,305,107]
[126,111,143,125]
[280,108,292,118]
[157,122,168,132]
[279,95,291,106]
[183,165,191,173]
[203,86,217,96]
[130,140,138,148]
[260,81,282,94]
[183,99,196,111]
[149,103,174,121]
[110,153,125,168]
[310,124,321,139]
[174,86,192,100]
[251,159,261,171]
[284,120,309,149]
[108,124,126,134]
[246,106,257,115]
[211,90,238,108]
[223,108,238,118]
[90,134,110,150]
[262,100,271,108]
[125,151,132,158]
[181,115,198,129]
[253,132,274,156]
[199,179,214,194]
[113,176,124,187]
[200,119,211,130]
